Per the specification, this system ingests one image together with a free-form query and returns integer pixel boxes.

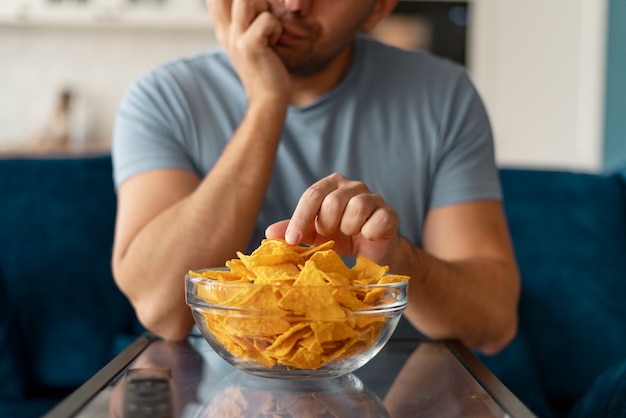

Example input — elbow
[479,264,521,355]
[112,257,193,342]
[111,263,128,308]
[130,292,195,341]
[476,294,520,356]
[476,308,519,356]
[135,303,194,342]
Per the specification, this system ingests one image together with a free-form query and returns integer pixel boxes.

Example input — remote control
[122,368,174,418]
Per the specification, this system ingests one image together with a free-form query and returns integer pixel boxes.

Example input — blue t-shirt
[113,35,501,253]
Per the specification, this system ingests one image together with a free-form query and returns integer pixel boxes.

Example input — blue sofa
[480,166,626,418]
[0,155,142,418]
[0,155,624,418]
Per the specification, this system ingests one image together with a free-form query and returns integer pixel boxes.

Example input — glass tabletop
[45,332,535,418]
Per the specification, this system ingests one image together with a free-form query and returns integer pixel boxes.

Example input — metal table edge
[42,332,158,418]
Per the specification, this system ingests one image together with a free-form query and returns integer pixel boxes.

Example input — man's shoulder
[353,36,469,97]
[147,46,232,82]
[356,35,465,76]
[118,45,241,117]
[124,46,231,95]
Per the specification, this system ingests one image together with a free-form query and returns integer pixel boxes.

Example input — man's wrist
[389,236,422,277]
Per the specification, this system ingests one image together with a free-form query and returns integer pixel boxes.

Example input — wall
[0,24,215,150]
[0,0,618,172]
[0,0,213,149]
[469,0,609,171]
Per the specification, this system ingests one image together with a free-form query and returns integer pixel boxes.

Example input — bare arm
[391,201,519,355]
[265,174,519,354]
[112,0,290,340]
[113,102,287,340]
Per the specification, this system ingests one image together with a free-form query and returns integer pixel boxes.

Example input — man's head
[208,0,398,77]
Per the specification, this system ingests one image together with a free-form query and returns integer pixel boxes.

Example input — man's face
[267,0,380,76]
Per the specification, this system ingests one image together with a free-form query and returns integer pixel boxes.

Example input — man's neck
[289,45,354,107]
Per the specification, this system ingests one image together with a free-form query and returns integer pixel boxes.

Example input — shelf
[0,0,212,31]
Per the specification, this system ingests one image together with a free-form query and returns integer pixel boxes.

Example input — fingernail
[285,228,301,245]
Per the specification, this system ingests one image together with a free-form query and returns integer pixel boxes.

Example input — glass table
[43,331,535,417]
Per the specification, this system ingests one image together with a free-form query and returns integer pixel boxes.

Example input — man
[111,0,520,355]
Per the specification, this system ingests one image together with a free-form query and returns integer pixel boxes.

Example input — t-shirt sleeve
[428,70,502,209]
[111,70,196,190]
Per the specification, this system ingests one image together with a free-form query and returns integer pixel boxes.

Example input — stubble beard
[278,47,346,77]
[273,6,375,78]
[274,27,361,78]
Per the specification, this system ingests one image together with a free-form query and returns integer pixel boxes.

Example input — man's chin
[287,63,327,78]
[274,51,328,77]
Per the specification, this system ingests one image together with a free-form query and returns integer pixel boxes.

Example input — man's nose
[280,0,310,14]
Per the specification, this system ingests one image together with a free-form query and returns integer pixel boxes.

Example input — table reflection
[108,339,205,418]
[197,372,388,417]
[104,336,506,418]
[384,343,504,417]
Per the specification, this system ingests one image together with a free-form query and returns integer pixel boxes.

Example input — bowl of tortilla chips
[185,239,410,379]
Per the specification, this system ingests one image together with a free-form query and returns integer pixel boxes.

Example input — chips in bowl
[186,238,410,378]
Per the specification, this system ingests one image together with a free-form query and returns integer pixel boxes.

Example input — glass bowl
[185,268,408,379]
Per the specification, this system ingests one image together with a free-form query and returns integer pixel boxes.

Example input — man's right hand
[208,0,292,104]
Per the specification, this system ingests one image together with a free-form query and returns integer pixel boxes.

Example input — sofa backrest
[0,155,140,401]
[481,166,626,417]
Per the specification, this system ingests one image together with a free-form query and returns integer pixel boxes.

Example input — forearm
[113,100,288,340]
[390,238,520,354]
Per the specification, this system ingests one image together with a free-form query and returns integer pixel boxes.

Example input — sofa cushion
[568,357,626,418]
[0,156,139,394]
[496,167,626,415]
[0,267,26,400]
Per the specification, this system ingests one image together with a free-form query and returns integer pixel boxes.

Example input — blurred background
[0,0,624,172]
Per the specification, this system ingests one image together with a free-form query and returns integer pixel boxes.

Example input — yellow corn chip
[251,263,300,285]
[377,274,411,284]
[265,322,312,358]
[351,256,389,284]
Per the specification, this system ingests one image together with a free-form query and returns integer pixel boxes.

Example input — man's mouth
[277,25,307,47]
